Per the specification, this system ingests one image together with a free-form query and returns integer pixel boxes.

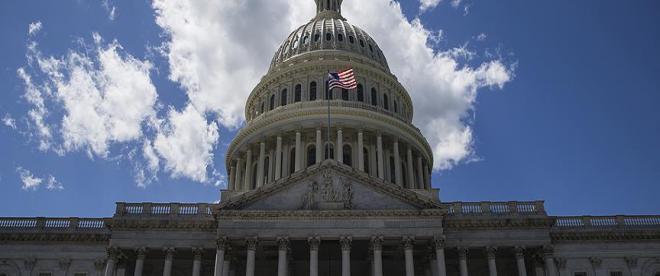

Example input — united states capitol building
[2,1,660,276]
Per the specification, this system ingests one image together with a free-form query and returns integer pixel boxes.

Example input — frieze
[0,233,109,243]
[109,218,216,231]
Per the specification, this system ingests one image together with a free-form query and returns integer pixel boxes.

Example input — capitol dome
[224,0,434,200]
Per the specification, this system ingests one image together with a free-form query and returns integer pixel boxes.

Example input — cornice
[444,217,553,230]
[551,229,660,242]
[109,218,216,232]
[0,233,110,243]
[217,209,445,219]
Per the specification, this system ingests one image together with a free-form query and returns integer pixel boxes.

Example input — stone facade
[1,1,660,276]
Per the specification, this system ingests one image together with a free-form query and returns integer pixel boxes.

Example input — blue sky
[1,0,659,217]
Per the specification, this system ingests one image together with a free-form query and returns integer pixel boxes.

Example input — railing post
[171,203,180,216]
[452,202,462,215]
[535,201,546,215]
[69,217,79,230]
[144,203,152,215]
[481,202,491,214]
[615,215,625,228]
[115,203,126,216]
[36,217,46,230]
[508,201,518,214]
[582,216,592,227]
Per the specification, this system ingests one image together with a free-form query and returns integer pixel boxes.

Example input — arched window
[371,88,378,106]
[325,144,334,160]
[292,36,299,50]
[341,89,349,101]
[389,156,396,183]
[309,82,317,101]
[363,147,370,174]
[326,33,332,41]
[338,33,344,42]
[357,84,364,102]
[270,94,275,110]
[263,157,270,185]
[281,89,288,106]
[383,94,389,110]
[303,35,309,45]
[349,36,355,44]
[295,84,302,103]
[369,44,373,52]
[343,145,352,167]
[289,148,296,174]
[359,39,365,47]
[394,100,398,113]
[314,33,320,42]
[307,145,316,167]
[260,102,265,114]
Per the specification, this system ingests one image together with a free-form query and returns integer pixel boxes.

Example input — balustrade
[553,215,660,229]
[114,202,213,217]
[446,201,546,216]
[0,217,107,232]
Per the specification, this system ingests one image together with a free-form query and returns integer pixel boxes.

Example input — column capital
[93,258,105,271]
[514,246,525,257]
[589,257,602,268]
[556,257,567,269]
[340,236,352,251]
[542,245,554,256]
[458,247,469,259]
[192,247,204,260]
[308,236,321,251]
[246,237,259,251]
[485,246,497,259]
[277,236,290,251]
[216,236,229,250]
[106,247,121,261]
[625,257,638,269]
[402,236,415,250]
[163,247,176,260]
[136,247,147,259]
[432,236,446,250]
[370,235,384,251]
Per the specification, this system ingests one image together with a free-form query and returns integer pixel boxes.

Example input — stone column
[371,236,384,276]
[406,147,415,189]
[104,248,119,276]
[134,248,146,276]
[340,236,352,276]
[163,248,175,276]
[403,237,415,276]
[393,141,402,186]
[244,149,253,190]
[458,248,468,276]
[245,238,258,276]
[543,246,558,276]
[376,134,384,179]
[275,135,283,180]
[357,131,364,171]
[295,131,302,171]
[229,165,236,190]
[214,238,228,276]
[235,157,243,191]
[416,157,424,190]
[486,247,497,276]
[433,237,447,276]
[192,248,203,276]
[221,259,231,276]
[277,237,289,276]
[590,257,604,276]
[309,236,321,276]
[257,141,266,187]
[423,164,430,190]
[316,129,323,164]
[514,247,527,276]
[336,128,343,163]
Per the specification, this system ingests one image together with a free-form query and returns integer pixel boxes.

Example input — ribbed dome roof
[269,1,390,72]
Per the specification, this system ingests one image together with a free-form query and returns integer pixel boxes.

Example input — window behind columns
[342,89,349,101]
[252,163,258,189]
[357,84,364,102]
[295,84,302,102]
[343,144,352,166]
[401,161,408,187]
[389,156,395,183]
[325,143,334,160]
[264,157,270,185]
[371,88,378,106]
[310,81,317,101]
[289,148,296,174]
[270,94,275,110]
[363,147,370,174]
[383,94,389,110]
[307,145,316,167]
[281,89,288,106]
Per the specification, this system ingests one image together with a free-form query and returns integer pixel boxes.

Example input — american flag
[328,68,357,90]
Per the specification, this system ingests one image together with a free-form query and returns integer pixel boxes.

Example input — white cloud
[21,33,158,158]
[420,0,442,12]
[2,114,17,129]
[102,0,117,21]
[476,33,487,41]
[342,0,513,170]
[28,21,42,36]
[17,167,42,191]
[153,105,219,183]
[46,175,64,190]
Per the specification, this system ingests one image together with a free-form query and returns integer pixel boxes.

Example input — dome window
[310,81,317,101]
[314,34,321,42]
[292,36,299,50]
[371,88,378,106]
[307,145,316,167]
[359,39,365,47]
[369,44,373,52]
[343,145,352,167]
[394,100,398,113]
[383,94,389,110]
[338,33,344,42]
[349,36,355,44]
[357,84,364,102]
[281,89,288,106]
[341,89,349,101]
[326,33,333,41]
[295,84,302,103]
[325,144,335,160]
[270,94,275,110]
[302,35,309,45]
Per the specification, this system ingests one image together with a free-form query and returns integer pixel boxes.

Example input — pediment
[219,162,442,211]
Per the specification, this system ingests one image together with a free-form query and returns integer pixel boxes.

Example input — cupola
[315,0,343,15]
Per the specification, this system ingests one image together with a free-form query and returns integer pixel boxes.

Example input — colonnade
[228,128,432,192]
[104,238,560,276]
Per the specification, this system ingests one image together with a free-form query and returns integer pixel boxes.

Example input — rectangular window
[610,272,623,276]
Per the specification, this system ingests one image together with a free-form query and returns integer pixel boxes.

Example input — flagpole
[326,71,331,162]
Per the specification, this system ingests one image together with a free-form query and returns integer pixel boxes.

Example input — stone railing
[114,202,214,217]
[0,217,108,232]
[553,215,660,230]
[445,201,547,216]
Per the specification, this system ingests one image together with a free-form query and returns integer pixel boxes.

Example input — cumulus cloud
[420,0,442,12]
[342,0,514,170]
[20,33,158,158]
[153,105,219,183]
[2,114,17,129]
[28,21,42,36]
[16,167,63,191]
